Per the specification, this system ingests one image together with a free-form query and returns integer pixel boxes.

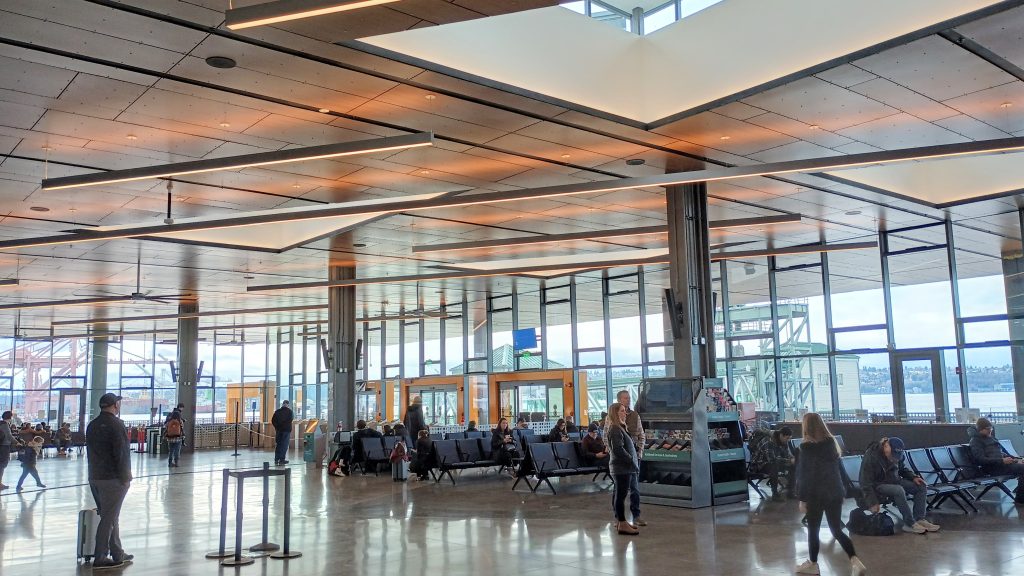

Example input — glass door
[355,392,376,423]
[58,388,86,431]
[891,351,948,422]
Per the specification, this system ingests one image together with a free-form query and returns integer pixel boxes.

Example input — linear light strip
[225,0,402,30]
[708,241,878,260]
[410,215,801,253]
[50,303,328,326]
[40,132,433,191]
[7,137,1022,252]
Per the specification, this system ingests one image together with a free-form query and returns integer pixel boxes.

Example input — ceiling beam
[709,241,878,260]
[50,304,329,327]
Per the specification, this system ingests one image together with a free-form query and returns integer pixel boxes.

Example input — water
[862,391,1017,414]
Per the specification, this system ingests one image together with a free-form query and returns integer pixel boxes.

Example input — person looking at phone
[969,418,1024,505]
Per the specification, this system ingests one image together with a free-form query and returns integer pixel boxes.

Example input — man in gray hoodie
[0,410,16,490]
[968,417,1024,505]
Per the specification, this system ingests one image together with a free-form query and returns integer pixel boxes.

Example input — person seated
[57,423,72,456]
[581,422,608,466]
[548,419,569,443]
[413,429,433,480]
[466,420,478,433]
[382,424,394,437]
[516,417,529,429]
[969,417,1024,505]
[393,423,411,447]
[753,427,797,501]
[860,437,938,534]
[565,416,579,434]
[351,420,385,472]
[491,418,519,469]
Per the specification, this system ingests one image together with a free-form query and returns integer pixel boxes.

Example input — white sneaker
[851,556,867,576]
[916,519,939,532]
[902,523,926,534]
[795,560,819,574]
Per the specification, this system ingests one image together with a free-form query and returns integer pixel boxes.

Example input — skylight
[561,0,725,35]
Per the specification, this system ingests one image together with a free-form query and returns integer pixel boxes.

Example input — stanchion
[221,470,255,567]
[232,401,241,457]
[270,470,302,559]
[249,462,280,553]
[204,469,233,559]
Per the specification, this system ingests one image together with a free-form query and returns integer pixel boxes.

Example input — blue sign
[512,328,538,351]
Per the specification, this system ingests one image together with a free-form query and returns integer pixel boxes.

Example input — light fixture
[0,279,19,287]
[243,275,255,280]
[29,206,50,212]
[219,121,231,128]
[41,145,54,151]
[225,0,402,30]
[126,134,138,141]
[719,136,731,141]
[845,210,862,216]
[424,94,436,101]
[9,137,1023,252]
[292,183,301,188]
[744,263,755,275]
[205,56,237,69]
[560,154,571,159]
[419,170,431,175]
[809,125,820,130]
[1001,102,1013,109]
[318,108,331,113]
[50,303,326,327]
[710,241,877,261]
[626,159,646,166]
[41,132,433,191]
[353,243,367,248]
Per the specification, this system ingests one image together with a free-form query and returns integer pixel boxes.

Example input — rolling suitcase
[391,459,408,482]
[77,508,98,563]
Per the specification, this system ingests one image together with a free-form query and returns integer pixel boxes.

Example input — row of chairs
[745,435,847,499]
[515,441,609,494]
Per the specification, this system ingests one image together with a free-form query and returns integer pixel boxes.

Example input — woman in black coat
[413,430,432,481]
[795,413,865,576]
[491,418,517,466]
[547,419,569,443]
[403,396,428,440]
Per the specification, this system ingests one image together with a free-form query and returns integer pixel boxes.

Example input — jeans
[275,430,291,463]
[612,473,641,522]
[0,447,9,485]
[805,498,856,562]
[90,478,130,562]
[167,439,182,465]
[17,465,42,488]
[874,480,926,527]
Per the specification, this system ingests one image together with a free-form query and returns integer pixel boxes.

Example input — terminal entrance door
[412,387,458,426]
[57,388,86,431]
[498,380,562,422]
[891,351,948,423]
[355,387,377,424]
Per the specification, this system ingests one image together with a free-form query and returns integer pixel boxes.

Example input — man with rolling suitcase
[86,393,134,569]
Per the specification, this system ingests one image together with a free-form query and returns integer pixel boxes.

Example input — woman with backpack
[164,408,184,468]
[796,412,866,576]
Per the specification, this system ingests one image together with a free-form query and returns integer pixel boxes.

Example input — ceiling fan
[0,254,193,311]
[11,312,54,342]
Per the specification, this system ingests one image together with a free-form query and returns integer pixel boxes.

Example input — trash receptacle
[303,419,325,464]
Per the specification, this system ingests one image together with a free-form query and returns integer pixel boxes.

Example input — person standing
[271,400,294,466]
[403,396,428,441]
[164,407,184,468]
[606,403,640,535]
[16,436,46,491]
[86,393,134,570]
[0,410,16,490]
[795,412,865,576]
[616,389,646,526]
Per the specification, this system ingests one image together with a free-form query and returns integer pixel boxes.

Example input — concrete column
[176,299,199,451]
[328,236,357,430]
[87,325,109,420]
[665,182,716,379]
[1001,255,1024,417]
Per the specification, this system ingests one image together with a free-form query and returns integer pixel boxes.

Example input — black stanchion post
[221,473,254,567]
[250,462,280,553]
[232,400,241,457]
[204,469,232,559]
[270,469,301,559]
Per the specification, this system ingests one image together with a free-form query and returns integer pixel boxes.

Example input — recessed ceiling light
[419,170,431,175]
[292,184,301,189]
[625,158,646,166]
[219,121,231,128]
[318,108,331,113]
[29,206,50,212]
[560,154,571,159]
[1000,102,1013,109]
[41,145,54,151]
[845,210,862,216]
[205,56,237,69]
[353,243,367,248]
[809,124,820,130]
[719,136,731,141]
[424,94,437,100]
[176,197,187,202]
[126,134,138,140]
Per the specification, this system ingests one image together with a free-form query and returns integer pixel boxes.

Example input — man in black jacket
[403,396,427,440]
[86,393,134,569]
[0,410,16,490]
[859,437,937,534]
[969,418,1024,504]
[271,400,294,466]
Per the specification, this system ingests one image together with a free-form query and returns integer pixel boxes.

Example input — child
[17,436,46,491]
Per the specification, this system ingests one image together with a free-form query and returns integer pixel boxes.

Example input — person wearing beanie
[859,436,938,534]
[969,417,1024,504]
[581,421,609,466]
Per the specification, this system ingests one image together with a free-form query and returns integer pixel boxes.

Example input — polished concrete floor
[1,446,1022,576]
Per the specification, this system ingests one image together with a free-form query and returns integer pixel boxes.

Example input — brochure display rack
[635,377,747,508]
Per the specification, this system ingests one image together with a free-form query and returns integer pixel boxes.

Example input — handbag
[847,507,896,536]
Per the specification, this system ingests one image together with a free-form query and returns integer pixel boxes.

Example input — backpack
[847,507,896,536]
[166,418,182,439]
[390,440,408,463]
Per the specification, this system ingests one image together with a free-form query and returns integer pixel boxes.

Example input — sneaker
[281,460,289,465]
[92,558,126,570]
[795,560,819,574]
[113,554,134,564]
[902,523,926,534]
[633,517,648,527]
[36,484,46,489]
[851,556,867,576]
[916,519,939,532]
